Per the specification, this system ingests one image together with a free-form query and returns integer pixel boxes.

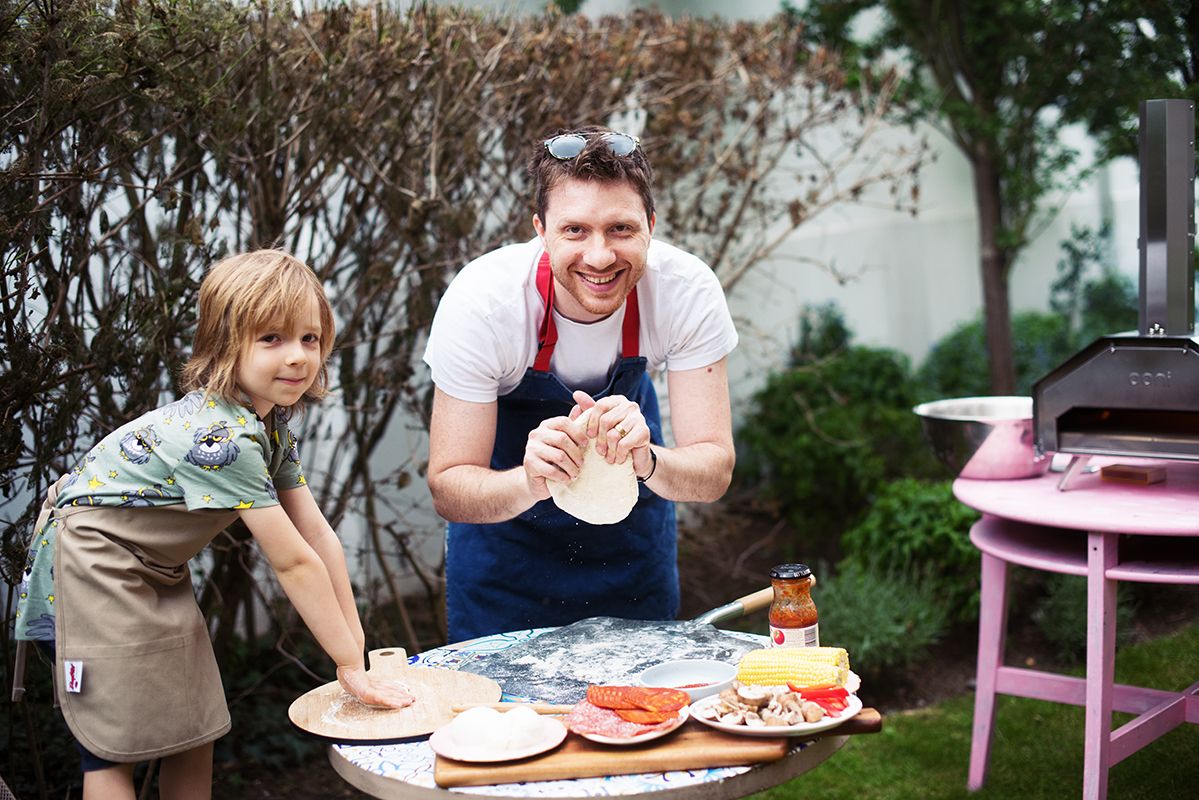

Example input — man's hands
[569,390,654,476]
[522,391,654,500]
[521,412,589,501]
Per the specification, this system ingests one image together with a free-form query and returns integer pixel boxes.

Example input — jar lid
[770,563,812,580]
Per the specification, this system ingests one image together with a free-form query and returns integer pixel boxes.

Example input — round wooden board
[288,648,502,743]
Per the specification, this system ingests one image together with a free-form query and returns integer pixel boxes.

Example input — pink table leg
[968,548,1009,791]
[1083,531,1118,800]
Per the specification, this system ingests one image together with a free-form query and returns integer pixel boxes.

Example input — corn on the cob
[735,647,851,687]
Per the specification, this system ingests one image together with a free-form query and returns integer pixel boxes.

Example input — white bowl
[636,659,737,701]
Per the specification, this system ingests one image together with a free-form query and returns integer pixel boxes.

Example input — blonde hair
[181,250,335,412]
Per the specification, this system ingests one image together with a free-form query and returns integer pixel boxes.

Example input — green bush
[790,301,852,365]
[840,478,981,621]
[1032,574,1135,663]
[737,342,941,557]
[919,223,1138,400]
[917,311,1074,400]
[1075,271,1138,345]
[1049,222,1138,347]
[816,560,951,680]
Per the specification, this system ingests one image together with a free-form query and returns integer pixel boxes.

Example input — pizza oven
[1033,99,1199,464]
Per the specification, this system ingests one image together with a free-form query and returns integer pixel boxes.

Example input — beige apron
[43,476,238,762]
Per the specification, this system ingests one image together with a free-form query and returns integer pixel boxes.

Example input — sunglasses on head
[543,132,641,160]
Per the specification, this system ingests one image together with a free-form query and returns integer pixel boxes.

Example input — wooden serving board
[288,648,501,743]
[435,707,883,788]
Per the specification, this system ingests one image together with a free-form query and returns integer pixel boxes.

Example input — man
[424,125,737,642]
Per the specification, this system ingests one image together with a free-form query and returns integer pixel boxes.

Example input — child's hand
[337,665,416,710]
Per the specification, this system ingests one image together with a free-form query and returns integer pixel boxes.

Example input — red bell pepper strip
[788,684,849,699]
[809,696,849,715]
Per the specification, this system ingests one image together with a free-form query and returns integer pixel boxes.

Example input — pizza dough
[448,705,546,751]
[450,706,511,750]
[547,411,638,525]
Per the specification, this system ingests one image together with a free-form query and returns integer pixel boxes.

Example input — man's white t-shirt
[424,238,738,402]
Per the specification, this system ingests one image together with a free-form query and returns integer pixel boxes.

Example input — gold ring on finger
[615,425,629,437]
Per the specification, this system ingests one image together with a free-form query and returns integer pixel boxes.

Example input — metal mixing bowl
[912,396,1051,480]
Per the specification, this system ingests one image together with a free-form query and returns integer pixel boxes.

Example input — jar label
[769,623,819,648]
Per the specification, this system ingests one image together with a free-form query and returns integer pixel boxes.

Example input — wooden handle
[734,587,775,615]
[451,702,575,715]
[826,707,882,736]
[736,575,818,617]
[366,647,409,678]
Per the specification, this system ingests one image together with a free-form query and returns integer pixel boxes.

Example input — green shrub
[1032,574,1135,663]
[917,311,1074,400]
[1049,222,1138,346]
[840,478,981,621]
[737,343,941,557]
[1075,271,1138,345]
[816,560,951,680]
[790,301,852,365]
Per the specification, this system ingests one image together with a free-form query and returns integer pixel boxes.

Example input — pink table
[954,460,1199,800]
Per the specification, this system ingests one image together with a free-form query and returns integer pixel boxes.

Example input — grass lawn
[759,624,1199,800]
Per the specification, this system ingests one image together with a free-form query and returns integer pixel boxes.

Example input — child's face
[237,295,324,418]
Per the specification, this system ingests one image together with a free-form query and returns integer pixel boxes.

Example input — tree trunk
[972,152,1016,394]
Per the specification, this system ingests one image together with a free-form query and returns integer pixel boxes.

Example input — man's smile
[579,270,622,287]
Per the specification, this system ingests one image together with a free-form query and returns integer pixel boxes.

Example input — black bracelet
[637,449,658,483]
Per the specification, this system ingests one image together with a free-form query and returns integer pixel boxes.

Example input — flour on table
[458,617,760,704]
[320,689,412,728]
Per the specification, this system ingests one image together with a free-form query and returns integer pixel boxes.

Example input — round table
[955,458,1199,800]
[328,628,849,799]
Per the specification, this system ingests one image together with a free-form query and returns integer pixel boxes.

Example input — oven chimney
[1138,98,1195,336]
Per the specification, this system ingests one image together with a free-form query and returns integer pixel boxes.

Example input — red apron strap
[533,252,557,372]
[621,285,640,359]
[532,251,640,372]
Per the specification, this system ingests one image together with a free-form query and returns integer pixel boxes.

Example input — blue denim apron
[445,253,678,642]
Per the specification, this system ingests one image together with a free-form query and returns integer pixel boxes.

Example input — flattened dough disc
[547,412,638,525]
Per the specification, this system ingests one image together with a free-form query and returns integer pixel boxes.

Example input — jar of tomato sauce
[768,563,819,647]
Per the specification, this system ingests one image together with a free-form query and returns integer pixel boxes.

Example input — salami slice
[614,708,677,724]
[565,699,680,739]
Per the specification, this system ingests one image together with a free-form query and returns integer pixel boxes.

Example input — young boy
[15,250,410,799]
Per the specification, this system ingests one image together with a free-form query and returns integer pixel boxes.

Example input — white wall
[724,130,1140,414]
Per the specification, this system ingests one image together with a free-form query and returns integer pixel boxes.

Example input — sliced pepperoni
[627,687,689,712]
[614,708,678,724]
[587,685,638,709]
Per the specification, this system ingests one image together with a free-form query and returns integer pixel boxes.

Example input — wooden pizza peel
[288,648,501,743]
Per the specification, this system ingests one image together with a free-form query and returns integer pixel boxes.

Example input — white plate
[688,692,862,737]
[428,716,567,763]
[577,705,690,746]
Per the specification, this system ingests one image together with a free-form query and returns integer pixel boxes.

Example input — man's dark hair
[528,125,655,226]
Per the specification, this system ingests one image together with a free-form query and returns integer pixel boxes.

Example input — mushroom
[760,709,791,726]
[736,685,771,710]
[718,710,747,725]
[776,692,804,715]
[801,700,825,723]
